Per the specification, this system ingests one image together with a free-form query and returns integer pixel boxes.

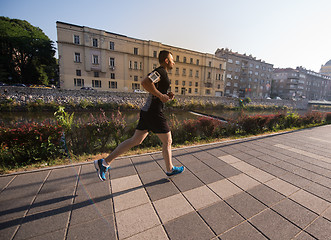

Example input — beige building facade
[56,21,226,97]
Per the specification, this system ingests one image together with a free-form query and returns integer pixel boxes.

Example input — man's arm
[141,77,169,103]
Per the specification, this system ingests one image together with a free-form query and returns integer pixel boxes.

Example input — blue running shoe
[166,166,185,176]
[94,159,110,181]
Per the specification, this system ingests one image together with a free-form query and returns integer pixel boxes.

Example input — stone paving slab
[1,125,331,239]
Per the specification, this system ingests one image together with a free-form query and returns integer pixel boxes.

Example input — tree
[0,17,58,85]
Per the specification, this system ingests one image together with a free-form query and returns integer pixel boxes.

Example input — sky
[1,0,330,72]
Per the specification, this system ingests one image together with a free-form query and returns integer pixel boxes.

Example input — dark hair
[158,50,172,64]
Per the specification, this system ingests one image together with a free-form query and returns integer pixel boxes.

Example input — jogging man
[94,50,184,181]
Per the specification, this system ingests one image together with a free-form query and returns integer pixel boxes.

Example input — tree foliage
[0,16,58,85]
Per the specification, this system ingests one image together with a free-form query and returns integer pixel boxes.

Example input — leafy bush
[1,109,328,170]
[0,121,63,169]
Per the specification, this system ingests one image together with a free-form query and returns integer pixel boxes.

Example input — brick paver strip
[264,177,300,196]
[289,189,330,215]
[153,193,194,224]
[208,179,242,200]
[219,221,267,240]
[304,217,331,240]
[183,185,221,210]
[125,225,169,240]
[116,202,160,239]
[249,209,301,239]
[228,173,261,191]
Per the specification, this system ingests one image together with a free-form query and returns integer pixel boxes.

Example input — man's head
[159,50,175,70]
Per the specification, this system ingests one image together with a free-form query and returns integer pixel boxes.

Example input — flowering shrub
[0,121,63,168]
[1,109,328,170]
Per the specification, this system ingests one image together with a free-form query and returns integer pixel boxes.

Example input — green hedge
[0,110,328,170]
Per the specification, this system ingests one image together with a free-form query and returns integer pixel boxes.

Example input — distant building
[272,67,331,100]
[320,59,331,77]
[56,21,226,97]
[215,48,273,98]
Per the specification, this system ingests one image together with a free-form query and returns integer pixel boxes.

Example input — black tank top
[141,66,170,112]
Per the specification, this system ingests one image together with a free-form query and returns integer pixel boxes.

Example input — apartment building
[56,21,226,97]
[320,59,331,77]
[272,67,331,100]
[297,67,331,100]
[215,48,273,98]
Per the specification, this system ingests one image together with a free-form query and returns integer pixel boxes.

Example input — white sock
[102,159,110,168]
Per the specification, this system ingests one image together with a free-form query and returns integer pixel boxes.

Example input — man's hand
[167,92,174,100]
[159,94,170,103]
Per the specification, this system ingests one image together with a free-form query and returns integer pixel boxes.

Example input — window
[205,89,211,95]
[94,71,99,77]
[153,64,157,69]
[182,69,186,76]
[175,87,179,93]
[195,82,198,87]
[226,82,231,86]
[175,80,178,85]
[92,80,101,88]
[189,69,193,77]
[208,72,211,79]
[188,88,192,93]
[195,88,198,93]
[234,83,238,87]
[74,53,81,63]
[190,58,193,64]
[110,41,115,50]
[175,68,179,75]
[228,59,233,63]
[110,73,115,79]
[109,81,117,89]
[183,57,187,63]
[74,35,80,44]
[134,48,138,55]
[93,55,99,65]
[219,64,222,70]
[153,51,157,58]
[235,60,240,65]
[132,83,140,89]
[76,70,81,76]
[209,61,212,67]
[176,55,180,62]
[93,38,98,47]
[134,76,138,81]
[140,62,143,70]
[74,78,84,87]
[196,59,199,65]
[129,61,132,69]
[134,61,138,70]
[195,70,199,78]
[110,58,115,67]
[182,81,186,86]
[227,74,232,79]
[189,81,192,86]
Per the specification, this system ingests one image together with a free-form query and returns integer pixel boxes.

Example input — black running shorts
[136,110,170,133]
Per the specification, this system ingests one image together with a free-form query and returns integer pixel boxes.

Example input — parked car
[0,82,8,86]
[275,96,282,100]
[13,83,26,87]
[134,89,147,93]
[81,87,95,91]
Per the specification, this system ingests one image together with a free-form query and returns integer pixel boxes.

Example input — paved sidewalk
[1,125,331,240]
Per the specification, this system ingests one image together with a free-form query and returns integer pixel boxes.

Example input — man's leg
[156,131,174,172]
[95,129,148,181]
[156,131,184,176]
[104,129,149,165]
